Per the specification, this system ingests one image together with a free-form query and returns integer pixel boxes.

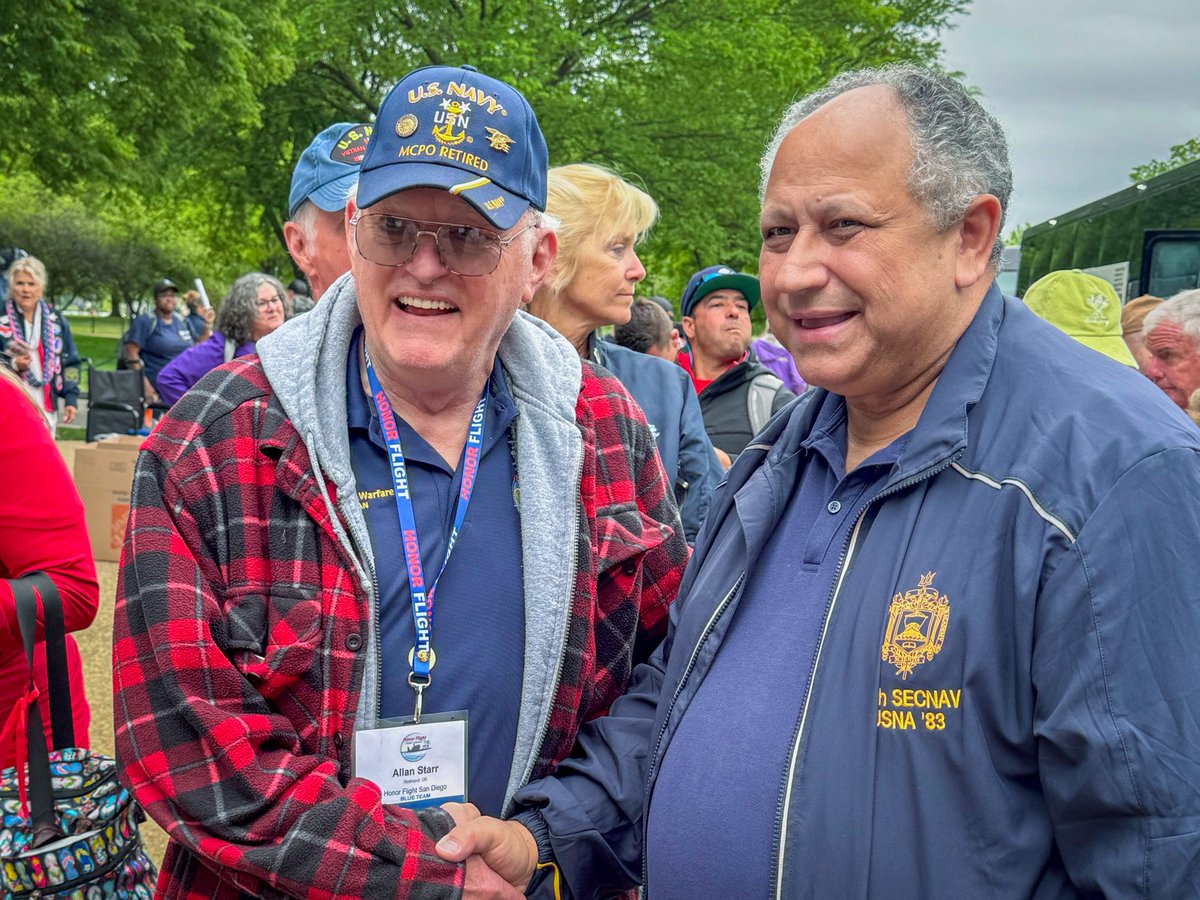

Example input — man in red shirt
[678,264,795,460]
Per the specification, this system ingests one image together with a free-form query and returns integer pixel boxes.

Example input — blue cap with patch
[288,122,373,217]
[356,65,548,230]
[680,265,761,317]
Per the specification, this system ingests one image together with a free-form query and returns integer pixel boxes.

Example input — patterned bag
[1,573,157,898]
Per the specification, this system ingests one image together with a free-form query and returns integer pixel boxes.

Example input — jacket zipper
[12,820,141,896]
[514,442,585,797]
[642,571,746,890]
[770,454,959,899]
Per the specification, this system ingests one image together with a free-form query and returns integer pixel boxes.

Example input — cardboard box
[74,438,142,562]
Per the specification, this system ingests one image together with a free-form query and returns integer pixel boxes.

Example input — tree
[233,0,969,296]
[0,1,295,192]
[2,1,969,301]
[1130,136,1200,183]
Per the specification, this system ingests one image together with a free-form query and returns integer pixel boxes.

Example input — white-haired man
[282,121,371,301]
[113,65,686,899]
[439,64,1200,899]
[1143,288,1200,412]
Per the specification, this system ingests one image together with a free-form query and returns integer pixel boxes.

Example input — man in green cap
[677,264,795,461]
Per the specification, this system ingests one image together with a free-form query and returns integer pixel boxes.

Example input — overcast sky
[940,0,1200,235]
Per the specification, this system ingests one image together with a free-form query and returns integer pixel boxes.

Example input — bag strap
[747,373,783,435]
[224,337,237,363]
[15,573,75,749]
[9,574,73,846]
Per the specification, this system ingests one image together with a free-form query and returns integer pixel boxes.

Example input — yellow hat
[1023,269,1136,367]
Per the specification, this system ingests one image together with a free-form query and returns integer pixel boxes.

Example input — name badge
[352,711,469,809]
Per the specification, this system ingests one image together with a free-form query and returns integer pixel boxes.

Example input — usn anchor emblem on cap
[882,572,949,680]
[433,99,470,146]
[396,114,418,138]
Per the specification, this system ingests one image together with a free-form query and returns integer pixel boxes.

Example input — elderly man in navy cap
[282,122,372,302]
[113,65,686,899]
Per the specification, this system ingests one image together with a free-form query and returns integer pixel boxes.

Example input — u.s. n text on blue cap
[288,122,373,217]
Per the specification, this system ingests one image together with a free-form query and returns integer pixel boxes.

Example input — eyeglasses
[256,295,285,309]
[351,214,533,277]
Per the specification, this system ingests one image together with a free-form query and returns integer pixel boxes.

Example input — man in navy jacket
[439,64,1200,899]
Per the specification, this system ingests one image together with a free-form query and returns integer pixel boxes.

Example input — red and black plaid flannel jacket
[112,357,687,899]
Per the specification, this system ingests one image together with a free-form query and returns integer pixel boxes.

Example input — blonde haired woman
[0,255,81,433]
[526,163,722,542]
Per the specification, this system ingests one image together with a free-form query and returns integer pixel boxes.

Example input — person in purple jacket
[750,325,807,395]
[156,273,286,406]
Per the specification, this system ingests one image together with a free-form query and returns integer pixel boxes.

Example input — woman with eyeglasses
[156,273,287,406]
[525,163,724,543]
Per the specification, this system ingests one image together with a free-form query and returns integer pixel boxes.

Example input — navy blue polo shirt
[646,392,908,899]
[126,313,197,388]
[346,333,525,816]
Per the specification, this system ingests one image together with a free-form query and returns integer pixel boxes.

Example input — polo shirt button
[345,633,363,652]
[827,500,842,514]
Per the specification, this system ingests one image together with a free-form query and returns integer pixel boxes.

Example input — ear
[282,221,313,275]
[681,315,697,343]
[954,194,1003,289]
[524,228,558,302]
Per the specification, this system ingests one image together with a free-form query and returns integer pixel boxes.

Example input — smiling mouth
[395,296,458,315]
[799,312,856,329]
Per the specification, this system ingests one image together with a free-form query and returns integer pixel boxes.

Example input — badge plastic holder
[351,710,469,809]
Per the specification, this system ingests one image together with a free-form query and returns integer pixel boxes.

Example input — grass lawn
[64,314,129,338]
[73,334,120,370]
[62,326,121,440]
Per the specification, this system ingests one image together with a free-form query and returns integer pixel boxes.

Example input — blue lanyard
[364,351,488,719]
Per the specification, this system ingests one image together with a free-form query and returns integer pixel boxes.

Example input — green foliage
[0,172,278,314]
[1130,137,1200,183]
[1005,223,1029,247]
[0,1,295,191]
[3,0,968,302]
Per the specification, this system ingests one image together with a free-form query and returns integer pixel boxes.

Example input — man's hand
[438,804,538,894]
[463,854,525,900]
[62,405,77,424]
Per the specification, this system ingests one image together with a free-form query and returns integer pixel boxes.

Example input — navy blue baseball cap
[680,265,761,317]
[356,65,548,230]
[288,122,373,217]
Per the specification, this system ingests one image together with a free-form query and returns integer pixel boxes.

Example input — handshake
[437,802,541,899]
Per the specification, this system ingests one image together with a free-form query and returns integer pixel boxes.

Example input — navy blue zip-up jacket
[516,285,1200,898]
[592,339,724,543]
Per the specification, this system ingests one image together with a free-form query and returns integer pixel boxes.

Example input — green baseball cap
[1023,269,1136,367]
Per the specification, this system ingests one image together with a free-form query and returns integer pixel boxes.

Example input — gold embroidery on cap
[433,99,470,146]
[484,127,515,153]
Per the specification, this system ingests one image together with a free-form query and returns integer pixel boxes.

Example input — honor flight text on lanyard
[364,351,488,722]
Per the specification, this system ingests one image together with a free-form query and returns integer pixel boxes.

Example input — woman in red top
[0,367,98,766]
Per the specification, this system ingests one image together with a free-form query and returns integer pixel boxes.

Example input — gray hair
[289,199,320,244]
[1143,288,1200,344]
[760,64,1012,271]
[215,272,286,345]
